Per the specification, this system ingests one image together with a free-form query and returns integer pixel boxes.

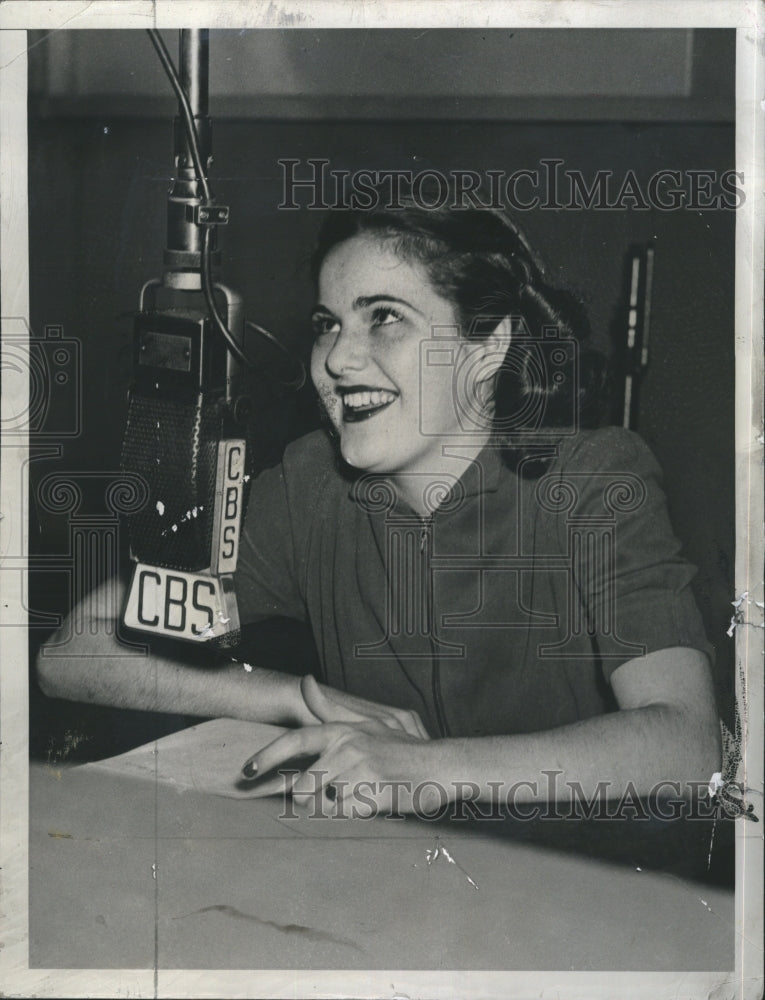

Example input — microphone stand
[121,29,246,645]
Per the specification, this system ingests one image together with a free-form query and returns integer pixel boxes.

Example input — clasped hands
[240,675,440,816]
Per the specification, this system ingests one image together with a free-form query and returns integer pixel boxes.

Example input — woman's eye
[370,306,404,328]
[311,314,340,339]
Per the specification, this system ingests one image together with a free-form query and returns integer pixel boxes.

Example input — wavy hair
[311,197,610,472]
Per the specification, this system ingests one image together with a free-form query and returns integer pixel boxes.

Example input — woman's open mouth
[341,388,398,423]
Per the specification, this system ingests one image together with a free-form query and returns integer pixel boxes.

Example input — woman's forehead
[317,234,441,308]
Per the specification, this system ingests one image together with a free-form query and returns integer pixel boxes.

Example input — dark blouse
[235,427,712,738]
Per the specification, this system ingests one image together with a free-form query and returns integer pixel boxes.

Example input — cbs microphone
[120,29,300,648]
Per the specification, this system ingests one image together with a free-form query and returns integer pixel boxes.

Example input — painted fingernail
[241,761,258,778]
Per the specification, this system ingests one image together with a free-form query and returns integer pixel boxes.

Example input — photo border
[1,2,762,997]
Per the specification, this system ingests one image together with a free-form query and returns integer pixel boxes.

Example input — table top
[29,720,735,972]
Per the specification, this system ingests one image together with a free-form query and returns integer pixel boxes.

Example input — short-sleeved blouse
[235,427,712,738]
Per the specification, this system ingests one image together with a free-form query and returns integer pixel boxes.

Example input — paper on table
[82,718,287,799]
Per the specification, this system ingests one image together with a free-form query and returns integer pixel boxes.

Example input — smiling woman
[308,199,607,501]
[310,235,478,497]
[37,197,721,821]
[231,198,721,815]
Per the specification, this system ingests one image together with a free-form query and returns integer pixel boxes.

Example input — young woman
[37,200,720,815]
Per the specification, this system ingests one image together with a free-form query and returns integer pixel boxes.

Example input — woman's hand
[240,718,441,817]
[297,674,430,740]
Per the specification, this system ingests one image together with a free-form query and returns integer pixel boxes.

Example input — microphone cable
[147,29,305,390]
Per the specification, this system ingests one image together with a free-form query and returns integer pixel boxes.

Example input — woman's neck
[388,432,493,517]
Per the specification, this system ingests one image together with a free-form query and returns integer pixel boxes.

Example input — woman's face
[311,235,489,480]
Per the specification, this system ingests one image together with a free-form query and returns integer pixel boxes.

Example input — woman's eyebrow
[311,296,426,319]
[354,294,425,317]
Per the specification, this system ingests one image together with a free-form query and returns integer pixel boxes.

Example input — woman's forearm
[418,649,722,809]
[36,619,308,726]
[35,575,314,726]
[421,703,721,809]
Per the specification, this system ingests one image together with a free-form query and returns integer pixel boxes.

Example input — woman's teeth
[342,389,397,420]
[344,389,396,409]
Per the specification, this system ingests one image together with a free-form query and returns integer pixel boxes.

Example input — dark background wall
[26,29,736,758]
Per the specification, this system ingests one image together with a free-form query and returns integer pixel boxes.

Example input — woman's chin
[339,446,378,473]
[338,436,392,474]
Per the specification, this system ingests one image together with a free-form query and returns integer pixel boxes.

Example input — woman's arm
[429,646,720,807]
[241,647,721,812]
[36,576,427,736]
[35,576,311,726]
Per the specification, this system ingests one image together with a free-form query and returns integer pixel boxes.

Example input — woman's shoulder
[554,426,662,476]
[280,428,345,497]
[283,427,336,465]
[538,428,670,531]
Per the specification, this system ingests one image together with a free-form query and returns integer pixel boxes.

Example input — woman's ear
[457,316,513,430]
[476,315,513,383]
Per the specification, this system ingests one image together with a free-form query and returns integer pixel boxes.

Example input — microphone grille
[121,393,226,571]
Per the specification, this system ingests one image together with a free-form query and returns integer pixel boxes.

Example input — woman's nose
[324,326,367,376]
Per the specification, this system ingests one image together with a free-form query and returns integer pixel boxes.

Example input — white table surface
[29,719,735,971]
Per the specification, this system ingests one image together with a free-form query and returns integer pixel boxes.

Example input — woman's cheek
[315,382,340,426]
[309,344,325,387]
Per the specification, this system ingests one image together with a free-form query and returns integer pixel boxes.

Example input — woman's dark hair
[311,196,610,472]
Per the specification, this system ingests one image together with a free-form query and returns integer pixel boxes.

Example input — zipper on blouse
[420,513,433,552]
[419,514,450,739]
